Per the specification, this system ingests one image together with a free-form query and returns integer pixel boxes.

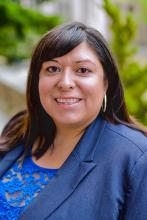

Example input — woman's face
[39,42,108,130]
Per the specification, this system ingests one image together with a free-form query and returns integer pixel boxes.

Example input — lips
[55,97,82,105]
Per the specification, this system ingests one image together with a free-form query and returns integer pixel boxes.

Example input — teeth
[56,98,81,104]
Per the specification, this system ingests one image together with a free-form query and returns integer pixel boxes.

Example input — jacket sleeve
[123,151,147,220]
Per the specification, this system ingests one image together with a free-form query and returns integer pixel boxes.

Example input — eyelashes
[45,66,92,74]
[46,66,61,73]
[77,67,91,74]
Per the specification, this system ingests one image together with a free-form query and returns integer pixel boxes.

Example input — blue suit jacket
[0,118,147,220]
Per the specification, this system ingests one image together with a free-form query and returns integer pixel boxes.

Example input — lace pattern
[0,156,58,220]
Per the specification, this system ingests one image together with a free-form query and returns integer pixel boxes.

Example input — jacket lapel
[19,152,96,220]
[0,145,24,177]
[19,117,106,220]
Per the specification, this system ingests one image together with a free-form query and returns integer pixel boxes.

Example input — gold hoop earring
[103,94,107,112]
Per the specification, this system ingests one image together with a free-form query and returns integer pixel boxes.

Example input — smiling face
[39,42,108,131]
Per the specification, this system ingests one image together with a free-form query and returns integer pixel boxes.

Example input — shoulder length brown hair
[0,22,146,158]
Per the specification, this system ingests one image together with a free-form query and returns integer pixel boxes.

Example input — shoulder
[0,144,24,162]
[94,121,147,185]
[95,120,147,174]
[104,121,147,153]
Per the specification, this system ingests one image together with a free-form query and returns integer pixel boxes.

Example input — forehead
[53,42,100,63]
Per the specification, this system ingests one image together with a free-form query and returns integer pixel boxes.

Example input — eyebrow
[51,59,96,66]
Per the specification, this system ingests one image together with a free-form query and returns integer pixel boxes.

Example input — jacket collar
[0,117,106,220]
[0,144,24,177]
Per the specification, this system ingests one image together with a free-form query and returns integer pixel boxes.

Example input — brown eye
[46,66,60,73]
[77,67,91,74]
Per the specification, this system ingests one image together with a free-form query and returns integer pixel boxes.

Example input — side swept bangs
[36,23,87,64]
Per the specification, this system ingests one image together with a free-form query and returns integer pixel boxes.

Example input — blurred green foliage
[134,0,147,24]
[118,0,147,24]
[0,0,62,62]
[103,0,147,125]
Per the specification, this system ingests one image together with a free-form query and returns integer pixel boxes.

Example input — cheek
[38,79,51,108]
[39,78,51,96]
[82,77,106,99]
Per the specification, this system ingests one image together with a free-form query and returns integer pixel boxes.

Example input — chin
[54,116,95,130]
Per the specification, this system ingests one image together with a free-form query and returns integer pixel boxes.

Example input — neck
[54,126,85,152]
[32,125,87,169]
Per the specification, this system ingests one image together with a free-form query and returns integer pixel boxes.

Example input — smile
[55,97,82,105]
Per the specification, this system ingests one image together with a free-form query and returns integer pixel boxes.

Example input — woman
[0,22,147,220]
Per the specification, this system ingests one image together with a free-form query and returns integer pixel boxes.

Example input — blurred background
[0,0,147,132]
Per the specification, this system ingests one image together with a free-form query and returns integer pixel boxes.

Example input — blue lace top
[0,156,58,220]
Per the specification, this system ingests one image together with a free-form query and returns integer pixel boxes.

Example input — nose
[57,70,75,90]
